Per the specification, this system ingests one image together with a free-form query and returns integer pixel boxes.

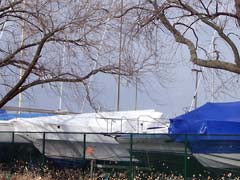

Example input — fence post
[12,132,15,144]
[82,133,86,180]
[42,132,46,155]
[11,132,15,163]
[129,133,133,180]
[42,132,46,164]
[83,133,86,160]
[184,134,188,180]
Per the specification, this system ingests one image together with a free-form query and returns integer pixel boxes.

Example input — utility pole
[192,68,202,109]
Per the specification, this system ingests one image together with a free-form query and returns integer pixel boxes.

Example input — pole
[116,0,123,111]
[211,68,214,102]
[191,68,202,109]
[18,0,26,114]
[42,132,45,156]
[83,133,86,160]
[129,133,133,180]
[184,134,188,180]
[134,75,138,110]
[58,43,66,111]
[82,133,86,180]
[12,132,15,144]
[90,160,93,180]
[42,132,46,165]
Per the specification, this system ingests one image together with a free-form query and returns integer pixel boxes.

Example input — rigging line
[189,69,202,112]
[188,28,217,111]
[189,32,218,111]
[209,31,218,103]
[0,22,6,39]
[58,1,91,112]
[80,0,116,113]
[58,42,66,111]
[0,0,13,39]
[188,4,224,111]
[207,4,225,103]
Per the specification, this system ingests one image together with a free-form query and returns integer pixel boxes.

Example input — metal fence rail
[0,132,240,179]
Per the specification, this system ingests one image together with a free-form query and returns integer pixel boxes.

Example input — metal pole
[121,119,123,132]
[130,133,133,180]
[116,0,123,111]
[18,0,26,114]
[107,120,109,133]
[12,132,15,144]
[137,119,139,133]
[111,120,112,132]
[90,160,94,180]
[83,133,86,160]
[11,132,15,162]
[134,76,138,110]
[58,43,66,111]
[211,68,214,102]
[192,69,202,109]
[82,133,86,180]
[42,132,45,156]
[184,134,188,180]
[42,132,46,165]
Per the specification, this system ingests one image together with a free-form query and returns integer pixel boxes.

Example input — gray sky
[3,1,240,118]
[7,59,232,118]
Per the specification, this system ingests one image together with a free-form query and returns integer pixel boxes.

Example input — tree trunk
[236,0,240,26]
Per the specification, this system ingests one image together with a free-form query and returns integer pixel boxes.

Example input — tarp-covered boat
[169,101,240,168]
[0,109,162,163]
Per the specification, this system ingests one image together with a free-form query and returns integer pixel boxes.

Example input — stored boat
[6,110,162,162]
[169,102,240,169]
[115,119,187,166]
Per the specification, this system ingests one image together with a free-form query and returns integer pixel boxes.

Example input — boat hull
[32,138,132,162]
[116,134,187,154]
[188,139,240,168]
[193,153,240,168]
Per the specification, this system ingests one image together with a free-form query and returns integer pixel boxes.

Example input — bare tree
[0,0,167,110]
[236,0,240,25]
[119,0,240,75]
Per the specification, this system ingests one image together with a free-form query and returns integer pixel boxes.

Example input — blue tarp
[169,101,240,135]
[0,109,52,120]
[169,102,240,153]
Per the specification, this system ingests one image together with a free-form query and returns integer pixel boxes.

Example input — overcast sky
[3,1,240,118]
[8,59,238,119]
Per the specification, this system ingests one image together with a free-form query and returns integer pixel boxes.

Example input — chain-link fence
[0,132,239,180]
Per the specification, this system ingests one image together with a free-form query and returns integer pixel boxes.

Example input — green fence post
[42,132,46,156]
[129,133,133,180]
[184,134,187,180]
[12,132,15,144]
[83,133,86,180]
[11,132,15,163]
[83,133,86,160]
[42,132,46,165]
[40,132,46,177]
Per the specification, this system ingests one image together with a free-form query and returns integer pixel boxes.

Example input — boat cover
[0,109,51,120]
[169,102,240,143]
[170,102,240,166]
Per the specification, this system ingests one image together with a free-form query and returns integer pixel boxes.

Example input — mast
[134,75,138,110]
[116,0,123,111]
[58,42,66,111]
[192,68,202,109]
[18,0,26,114]
[80,1,114,112]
